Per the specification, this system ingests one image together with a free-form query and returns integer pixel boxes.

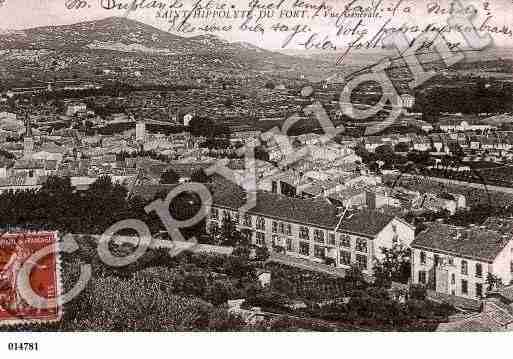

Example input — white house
[411,219,513,300]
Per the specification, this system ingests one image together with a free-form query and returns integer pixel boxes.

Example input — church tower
[23,114,34,157]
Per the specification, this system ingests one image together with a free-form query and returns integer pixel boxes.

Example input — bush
[410,284,427,301]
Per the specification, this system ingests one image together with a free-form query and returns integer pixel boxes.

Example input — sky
[1,0,512,50]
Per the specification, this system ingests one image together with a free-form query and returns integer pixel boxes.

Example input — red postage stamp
[0,231,62,326]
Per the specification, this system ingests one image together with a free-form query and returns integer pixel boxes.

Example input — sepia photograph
[0,0,512,354]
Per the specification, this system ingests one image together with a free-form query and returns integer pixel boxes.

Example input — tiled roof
[437,316,502,332]
[338,210,395,237]
[412,223,510,262]
[13,159,57,170]
[437,301,513,332]
[130,184,180,201]
[211,184,394,237]
[483,217,513,235]
[488,285,513,303]
[212,184,339,229]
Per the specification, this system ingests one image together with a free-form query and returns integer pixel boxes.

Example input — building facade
[411,222,513,300]
[207,188,415,276]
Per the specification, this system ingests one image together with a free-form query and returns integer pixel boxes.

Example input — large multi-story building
[207,186,415,276]
[411,220,513,300]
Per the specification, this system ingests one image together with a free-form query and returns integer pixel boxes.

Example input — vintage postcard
[0,0,512,342]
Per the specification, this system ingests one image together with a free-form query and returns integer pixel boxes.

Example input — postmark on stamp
[0,231,62,326]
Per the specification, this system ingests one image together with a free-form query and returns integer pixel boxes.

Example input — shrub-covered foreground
[2,236,455,332]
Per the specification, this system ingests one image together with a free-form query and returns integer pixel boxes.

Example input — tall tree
[161,169,180,184]
[373,244,412,288]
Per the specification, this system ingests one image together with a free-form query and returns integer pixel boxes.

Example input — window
[461,260,468,276]
[299,227,309,240]
[286,238,293,251]
[223,210,230,220]
[244,214,252,227]
[328,233,336,246]
[511,261,513,274]
[243,230,254,242]
[340,235,351,248]
[340,251,351,266]
[272,235,279,247]
[420,251,426,265]
[255,232,264,246]
[256,217,265,230]
[314,229,324,243]
[272,221,278,233]
[476,283,483,298]
[233,213,240,224]
[256,232,265,246]
[461,279,468,295]
[209,222,219,233]
[286,224,292,236]
[279,222,285,234]
[475,263,482,278]
[418,271,427,284]
[448,257,454,266]
[434,254,440,267]
[356,238,367,253]
[299,242,310,256]
[451,273,455,285]
[314,245,325,259]
[356,254,367,270]
[211,208,219,220]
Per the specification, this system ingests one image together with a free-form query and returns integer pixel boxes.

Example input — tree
[264,81,275,90]
[409,284,427,300]
[254,146,270,162]
[407,151,431,166]
[486,273,503,292]
[161,169,179,184]
[220,216,245,246]
[254,246,270,261]
[345,266,367,291]
[373,244,412,288]
[394,142,410,153]
[223,97,234,107]
[188,117,217,138]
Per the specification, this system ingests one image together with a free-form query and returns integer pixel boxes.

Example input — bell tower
[23,113,34,157]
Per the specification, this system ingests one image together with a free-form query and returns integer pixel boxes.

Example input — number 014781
[8,342,39,351]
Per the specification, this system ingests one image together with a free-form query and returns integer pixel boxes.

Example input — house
[411,136,431,152]
[65,102,87,117]
[412,192,466,215]
[31,142,68,163]
[12,159,58,177]
[364,137,384,152]
[0,175,46,194]
[439,116,496,133]
[229,125,262,145]
[429,134,444,153]
[207,185,415,276]
[411,222,513,300]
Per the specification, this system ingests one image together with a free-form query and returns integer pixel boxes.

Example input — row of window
[418,271,484,298]
[340,250,368,270]
[297,243,368,270]
[419,252,484,278]
[272,221,292,236]
[212,209,368,251]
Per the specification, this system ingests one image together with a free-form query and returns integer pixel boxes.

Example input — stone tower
[23,114,34,157]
